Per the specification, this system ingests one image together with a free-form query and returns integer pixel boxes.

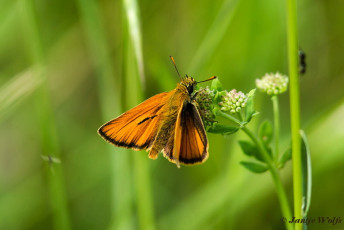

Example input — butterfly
[98,57,216,167]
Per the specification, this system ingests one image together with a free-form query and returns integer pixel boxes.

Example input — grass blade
[123,0,155,229]
[20,0,71,229]
[300,130,312,217]
[188,0,241,73]
[123,0,145,87]
[75,1,135,229]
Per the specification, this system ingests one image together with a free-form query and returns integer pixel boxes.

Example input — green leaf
[245,89,257,122]
[266,146,273,158]
[213,91,223,106]
[251,111,260,117]
[210,77,222,91]
[247,88,256,97]
[238,140,264,162]
[259,120,273,145]
[240,161,268,173]
[278,148,292,168]
[207,123,239,134]
[300,130,312,217]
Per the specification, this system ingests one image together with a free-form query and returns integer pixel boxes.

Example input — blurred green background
[1,0,344,229]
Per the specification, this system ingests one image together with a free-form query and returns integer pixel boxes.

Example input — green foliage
[300,130,312,217]
[278,148,292,169]
[240,161,268,173]
[244,89,259,122]
[259,120,273,146]
[211,77,223,91]
[238,140,263,162]
[207,123,239,135]
[206,77,293,229]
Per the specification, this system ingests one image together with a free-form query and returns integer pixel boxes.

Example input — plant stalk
[286,0,302,228]
[217,111,242,126]
[272,96,280,161]
[242,126,293,230]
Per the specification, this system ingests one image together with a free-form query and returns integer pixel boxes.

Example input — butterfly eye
[187,84,194,94]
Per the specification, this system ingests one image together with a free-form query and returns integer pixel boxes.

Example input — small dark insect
[41,155,61,174]
[41,155,61,165]
[298,49,306,74]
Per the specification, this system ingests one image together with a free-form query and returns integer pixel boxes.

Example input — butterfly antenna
[197,76,217,83]
[170,56,182,80]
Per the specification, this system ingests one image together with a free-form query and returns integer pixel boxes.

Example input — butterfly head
[180,75,197,94]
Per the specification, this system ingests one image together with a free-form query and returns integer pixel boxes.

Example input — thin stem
[242,126,293,230]
[238,110,244,122]
[272,96,280,161]
[286,0,302,228]
[217,111,242,126]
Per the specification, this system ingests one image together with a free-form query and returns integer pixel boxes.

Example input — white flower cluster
[256,72,289,95]
[219,89,248,114]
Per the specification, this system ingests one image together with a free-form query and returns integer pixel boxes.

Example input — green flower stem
[237,110,244,122]
[242,126,293,230]
[217,111,242,126]
[286,0,302,228]
[272,96,280,161]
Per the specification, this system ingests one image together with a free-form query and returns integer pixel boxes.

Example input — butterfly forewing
[171,102,208,165]
[98,92,171,150]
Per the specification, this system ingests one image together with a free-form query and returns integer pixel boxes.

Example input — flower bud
[256,72,288,95]
[220,89,248,114]
[194,87,216,127]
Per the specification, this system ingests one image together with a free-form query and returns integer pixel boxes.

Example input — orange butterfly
[98,57,216,167]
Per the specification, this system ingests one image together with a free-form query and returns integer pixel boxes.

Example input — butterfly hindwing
[164,101,208,165]
[98,92,171,150]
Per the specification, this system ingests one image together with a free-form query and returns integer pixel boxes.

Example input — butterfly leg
[191,91,199,100]
[148,149,159,159]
